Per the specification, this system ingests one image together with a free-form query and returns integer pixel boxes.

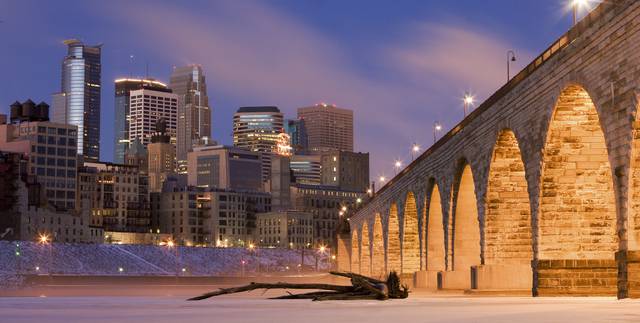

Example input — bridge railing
[367,0,620,204]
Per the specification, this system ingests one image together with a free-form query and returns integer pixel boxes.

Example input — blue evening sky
[0,0,595,178]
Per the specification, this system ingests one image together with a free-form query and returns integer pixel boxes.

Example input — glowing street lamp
[463,93,474,117]
[394,159,402,175]
[411,143,420,160]
[379,176,386,183]
[356,197,362,204]
[433,122,442,143]
[38,233,50,245]
[572,0,590,25]
[341,206,347,212]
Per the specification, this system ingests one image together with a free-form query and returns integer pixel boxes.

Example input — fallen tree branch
[188,271,409,301]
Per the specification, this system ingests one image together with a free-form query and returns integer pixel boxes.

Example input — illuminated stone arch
[426,182,446,272]
[387,204,401,273]
[402,192,420,274]
[485,129,532,265]
[351,229,360,273]
[451,162,481,271]
[371,214,385,278]
[361,222,371,276]
[539,84,617,260]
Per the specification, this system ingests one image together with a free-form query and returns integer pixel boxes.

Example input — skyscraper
[285,118,308,154]
[113,78,170,163]
[148,119,175,193]
[52,39,102,162]
[128,88,178,147]
[297,103,353,153]
[233,106,284,182]
[170,65,211,172]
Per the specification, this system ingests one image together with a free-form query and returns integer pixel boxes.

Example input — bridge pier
[414,270,439,289]
[438,269,471,290]
[532,259,617,296]
[471,264,532,291]
[616,250,640,299]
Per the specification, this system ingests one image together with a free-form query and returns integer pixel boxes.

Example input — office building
[270,156,291,210]
[0,102,78,210]
[256,211,313,248]
[298,103,353,153]
[124,138,148,174]
[0,151,101,243]
[290,184,364,248]
[170,65,211,172]
[151,187,271,247]
[290,155,321,185]
[52,39,102,161]
[113,78,170,163]
[79,162,150,233]
[148,119,175,192]
[128,88,178,147]
[285,118,308,154]
[233,106,284,182]
[320,150,369,192]
[187,145,262,191]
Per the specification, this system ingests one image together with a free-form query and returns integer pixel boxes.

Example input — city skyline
[0,0,582,179]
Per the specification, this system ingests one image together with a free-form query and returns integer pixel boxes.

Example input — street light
[572,0,590,26]
[411,143,420,160]
[38,233,50,245]
[433,122,442,143]
[507,50,516,81]
[379,175,386,183]
[463,93,474,117]
[341,206,347,212]
[394,160,402,175]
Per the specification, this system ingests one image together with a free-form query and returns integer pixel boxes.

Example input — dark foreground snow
[1,295,639,323]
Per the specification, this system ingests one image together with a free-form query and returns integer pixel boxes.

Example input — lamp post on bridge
[463,93,474,117]
[572,0,590,26]
[507,50,516,82]
[433,122,442,144]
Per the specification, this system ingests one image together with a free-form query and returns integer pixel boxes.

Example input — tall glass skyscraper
[233,106,284,182]
[52,39,102,162]
[113,78,170,163]
[169,65,211,173]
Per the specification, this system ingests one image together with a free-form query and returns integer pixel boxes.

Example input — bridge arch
[387,204,401,273]
[539,84,617,260]
[402,192,420,274]
[351,229,360,273]
[536,84,617,295]
[451,162,481,271]
[426,181,446,272]
[485,129,532,264]
[361,221,371,276]
[371,214,385,278]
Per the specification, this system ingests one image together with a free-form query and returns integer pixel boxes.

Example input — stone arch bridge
[348,0,640,298]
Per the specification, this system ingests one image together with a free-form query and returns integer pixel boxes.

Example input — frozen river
[2,294,640,323]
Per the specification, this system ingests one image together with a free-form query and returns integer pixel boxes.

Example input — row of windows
[37,135,76,146]
[35,168,76,178]
[33,156,76,167]
[37,126,77,137]
[32,145,76,157]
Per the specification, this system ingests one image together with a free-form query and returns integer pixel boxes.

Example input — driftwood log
[188,271,409,301]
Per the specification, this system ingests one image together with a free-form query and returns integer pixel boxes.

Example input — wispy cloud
[98,1,532,178]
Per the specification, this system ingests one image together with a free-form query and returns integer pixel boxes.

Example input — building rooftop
[237,106,280,113]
